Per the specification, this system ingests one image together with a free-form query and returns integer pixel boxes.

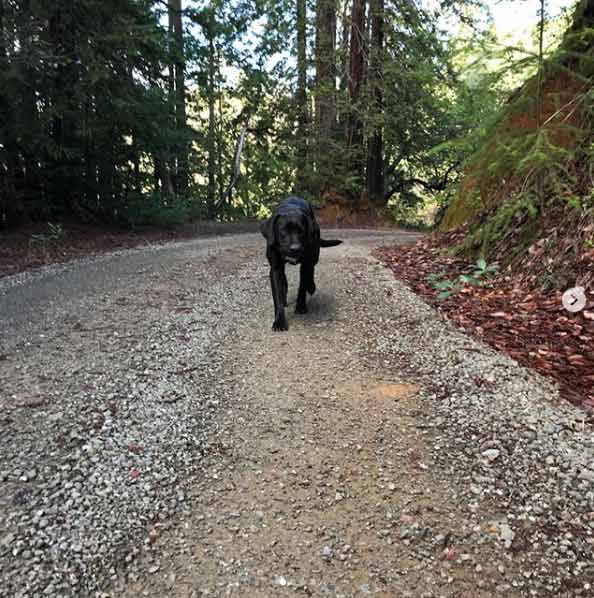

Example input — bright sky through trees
[491,0,576,36]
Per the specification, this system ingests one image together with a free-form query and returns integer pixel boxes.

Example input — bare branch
[214,126,247,214]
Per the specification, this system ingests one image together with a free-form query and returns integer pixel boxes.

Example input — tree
[296,0,308,190]
[366,0,384,201]
[170,0,189,194]
[314,0,337,190]
[206,4,217,215]
[347,0,366,189]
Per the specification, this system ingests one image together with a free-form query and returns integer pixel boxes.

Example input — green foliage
[444,0,594,240]
[3,0,589,236]
[426,273,464,301]
[458,194,541,261]
[121,194,193,229]
[29,223,66,247]
[427,258,499,300]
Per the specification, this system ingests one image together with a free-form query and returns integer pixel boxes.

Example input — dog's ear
[300,211,310,239]
[260,218,271,240]
[307,207,320,242]
[260,215,279,246]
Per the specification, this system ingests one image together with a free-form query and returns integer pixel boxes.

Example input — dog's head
[261,210,310,264]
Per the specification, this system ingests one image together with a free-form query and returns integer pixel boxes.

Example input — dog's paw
[308,282,316,295]
[295,302,308,314]
[272,316,288,331]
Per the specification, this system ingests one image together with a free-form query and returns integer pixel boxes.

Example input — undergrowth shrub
[122,193,193,228]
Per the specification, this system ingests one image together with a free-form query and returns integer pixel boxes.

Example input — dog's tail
[320,239,342,248]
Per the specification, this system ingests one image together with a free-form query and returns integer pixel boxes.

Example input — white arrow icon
[562,287,587,313]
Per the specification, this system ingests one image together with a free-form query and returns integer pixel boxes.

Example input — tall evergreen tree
[296,0,308,190]
[170,0,189,194]
[314,0,337,191]
[366,0,384,201]
[347,0,366,189]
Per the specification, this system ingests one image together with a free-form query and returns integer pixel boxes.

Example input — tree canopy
[0,0,585,229]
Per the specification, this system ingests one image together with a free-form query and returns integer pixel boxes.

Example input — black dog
[260,196,342,331]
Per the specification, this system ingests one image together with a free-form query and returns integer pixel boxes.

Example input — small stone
[482,449,500,463]
[322,545,334,559]
[499,524,515,549]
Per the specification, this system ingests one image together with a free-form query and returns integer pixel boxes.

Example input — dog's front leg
[281,270,288,307]
[296,262,314,314]
[270,266,288,331]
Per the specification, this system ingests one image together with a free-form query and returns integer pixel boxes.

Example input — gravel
[358,261,594,596]
[1,228,593,597]
[0,235,264,596]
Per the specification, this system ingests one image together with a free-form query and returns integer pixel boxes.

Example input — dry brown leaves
[376,236,594,412]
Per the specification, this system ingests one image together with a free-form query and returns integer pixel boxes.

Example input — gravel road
[1,229,593,598]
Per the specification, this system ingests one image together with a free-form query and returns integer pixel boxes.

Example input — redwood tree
[366,0,384,202]
[315,0,337,189]
[347,0,365,188]
[170,0,188,195]
[296,0,308,190]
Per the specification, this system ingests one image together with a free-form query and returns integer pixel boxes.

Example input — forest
[3,3,594,595]
[1,0,593,242]
[0,0,556,226]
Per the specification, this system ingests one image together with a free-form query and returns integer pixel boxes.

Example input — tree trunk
[295,0,308,191]
[154,154,174,196]
[84,99,98,206]
[0,1,17,223]
[315,0,337,191]
[535,0,546,211]
[149,56,174,199]
[170,0,188,195]
[207,8,217,218]
[18,0,41,212]
[366,0,384,202]
[347,0,365,190]
[337,0,350,133]
[217,50,225,206]
[48,3,81,217]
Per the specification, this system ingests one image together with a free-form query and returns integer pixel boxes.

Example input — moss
[452,195,541,263]
[441,195,475,230]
